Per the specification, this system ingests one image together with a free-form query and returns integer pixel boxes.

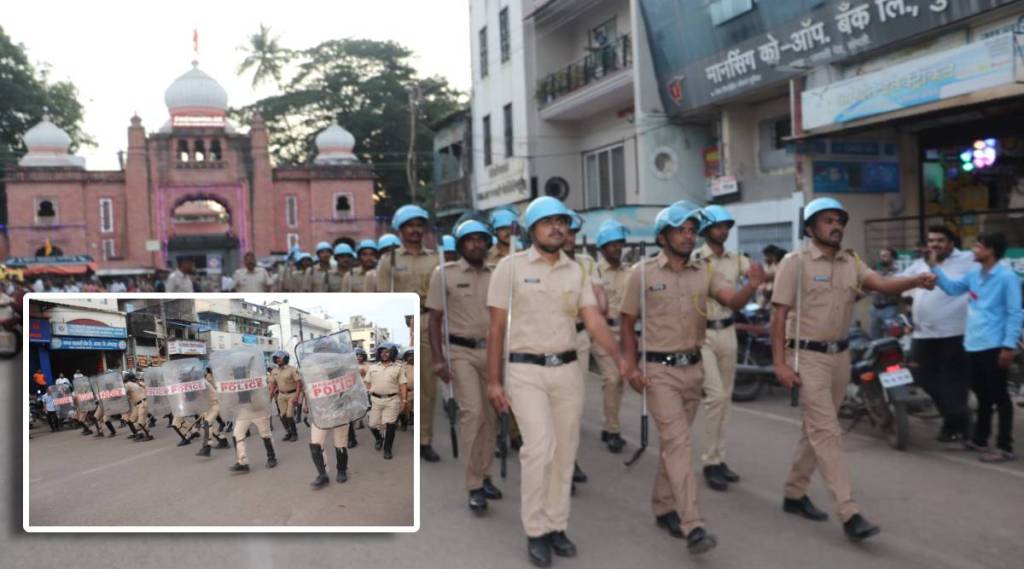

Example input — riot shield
[72,375,97,413]
[142,365,171,418]
[210,346,269,422]
[52,383,76,421]
[90,371,130,416]
[296,331,369,429]
[160,358,210,418]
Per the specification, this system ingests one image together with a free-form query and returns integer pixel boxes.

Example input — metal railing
[433,177,473,214]
[864,208,1024,253]
[536,34,632,108]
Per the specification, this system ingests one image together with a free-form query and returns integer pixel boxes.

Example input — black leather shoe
[216,438,229,449]
[783,496,828,521]
[421,445,441,463]
[686,527,718,555]
[655,511,684,538]
[703,465,728,491]
[468,488,488,513]
[527,537,552,568]
[843,514,880,542]
[229,463,250,473]
[719,463,740,483]
[603,431,627,454]
[547,531,577,557]
[176,438,190,446]
[195,445,211,457]
[572,462,588,483]
[482,477,503,500]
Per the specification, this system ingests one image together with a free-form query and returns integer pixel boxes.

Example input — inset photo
[24,293,419,532]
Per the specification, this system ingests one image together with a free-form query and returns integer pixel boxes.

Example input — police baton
[498,222,519,479]
[791,211,805,408]
[625,241,649,467]
[436,231,459,459]
[389,247,397,293]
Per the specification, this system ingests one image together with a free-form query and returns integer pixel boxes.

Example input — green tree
[231,36,464,217]
[237,24,291,89]
[0,25,92,169]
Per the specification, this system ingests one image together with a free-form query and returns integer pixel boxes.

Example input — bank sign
[803,33,1020,129]
[640,0,1019,114]
[50,337,127,351]
[52,322,127,339]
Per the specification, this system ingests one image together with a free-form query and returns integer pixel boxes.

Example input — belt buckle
[826,342,840,354]
[476,339,487,349]
[675,352,691,366]
[544,353,562,367]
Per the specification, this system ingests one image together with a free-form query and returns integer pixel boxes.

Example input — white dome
[314,122,358,164]
[164,61,228,113]
[23,116,72,151]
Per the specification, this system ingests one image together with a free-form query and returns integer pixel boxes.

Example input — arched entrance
[166,197,240,283]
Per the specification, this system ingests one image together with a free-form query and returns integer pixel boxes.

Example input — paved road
[6,358,1024,569]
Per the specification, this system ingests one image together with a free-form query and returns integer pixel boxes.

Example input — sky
[270,294,415,347]
[4,0,472,170]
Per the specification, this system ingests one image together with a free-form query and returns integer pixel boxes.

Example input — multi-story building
[267,301,341,357]
[195,299,280,365]
[432,108,474,231]
[28,297,127,385]
[348,314,391,354]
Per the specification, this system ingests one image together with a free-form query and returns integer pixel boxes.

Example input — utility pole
[406,83,421,203]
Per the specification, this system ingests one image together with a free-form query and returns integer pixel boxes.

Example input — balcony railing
[536,34,632,108]
[434,177,473,214]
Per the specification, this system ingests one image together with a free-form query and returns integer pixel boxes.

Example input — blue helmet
[356,239,378,253]
[378,233,401,250]
[287,245,301,261]
[296,252,314,264]
[454,219,492,243]
[391,204,430,231]
[375,342,398,360]
[803,197,848,224]
[522,196,572,231]
[315,241,333,254]
[697,204,735,235]
[272,350,290,365]
[596,220,629,248]
[654,203,703,235]
[441,235,456,253]
[568,211,583,232]
[489,207,519,230]
[671,199,703,212]
[333,243,356,258]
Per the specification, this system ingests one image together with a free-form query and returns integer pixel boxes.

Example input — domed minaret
[18,114,85,168]
[314,122,359,164]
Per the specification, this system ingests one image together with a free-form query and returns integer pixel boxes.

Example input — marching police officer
[593,219,631,453]
[365,233,401,293]
[427,218,503,513]
[441,235,458,263]
[770,197,934,541]
[486,196,628,567]
[487,207,519,267]
[310,241,336,292]
[365,343,409,460]
[375,204,442,462]
[233,251,273,292]
[285,253,314,292]
[692,204,749,491]
[196,367,228,456]
[123,373,153,442]
[619,202,764,555]
[351,239,380,293]
[329,243,357,292]
[269,351,303,442]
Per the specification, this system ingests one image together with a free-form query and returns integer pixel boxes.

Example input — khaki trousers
[368,394,401,429]
[311,423,349,449]
[450,344,498,490]
[277,391,298,418]
[592,329,624,433]
[419,316,437,445]
[648,362,705,534]
[783,349,859,522]
[700,326,738,466]
[202,403,221,437]
[233,407,271,465]
[507,360,584,538]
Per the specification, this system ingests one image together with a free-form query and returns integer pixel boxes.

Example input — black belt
[371,392,398,399]
[646,350,702,367]
[449,334,487,349]
[575,322,585,333]
[786,339,850,354]
[707,317,734,330]
[279,389,296,395]
[873,303,898,309]
[135,400,146,406]
[509,350,578,367]
[607,318,619,327]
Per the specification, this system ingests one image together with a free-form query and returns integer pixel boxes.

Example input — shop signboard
[50,337,127,351]
[813,161,900,193]
[803,34,1019,129]
[52,322,127,338]
[29,319,51,344]
[167,340,207,356]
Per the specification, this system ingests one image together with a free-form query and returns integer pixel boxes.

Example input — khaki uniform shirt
[269,365,301,393]
[366,362,407,395]
[362,269,379,293]
[233,267,273,293]
[772,243,875,343]
[620,251,728,353]
[375,246,439,304]
[204,373,219,406]
[596,257,630,320]
[125,381,145,405]
[165,270,194,293]
[694,244,751,320]
[486,245,512,268]
[426,259,492,340]
[286,267,312,292]
[486,247,598,354]
[309,264,340,292]
[349,266,374,293]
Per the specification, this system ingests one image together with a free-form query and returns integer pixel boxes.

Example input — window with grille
[99,198,114,233]
[583,145,626,208]
[499,8,510,63]
[503,103,513,158]
[102,239,116,261]
[483,115,492,166]
[285,195,298,228]
[479,27,489,78]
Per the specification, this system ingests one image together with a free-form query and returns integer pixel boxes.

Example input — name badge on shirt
[394,267,408,272]
[456,283,470,288]
[523,277,541,284]
[648,284,667,292]
[814,276,830,282]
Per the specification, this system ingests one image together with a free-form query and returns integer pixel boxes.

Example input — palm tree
[237,24,290,89]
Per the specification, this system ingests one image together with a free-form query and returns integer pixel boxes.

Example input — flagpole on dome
[193,28,199,64]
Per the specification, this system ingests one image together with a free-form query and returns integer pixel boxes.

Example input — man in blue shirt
[40,386,59,432]
[931,233,1022,463]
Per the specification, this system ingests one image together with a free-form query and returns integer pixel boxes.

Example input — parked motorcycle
[733,303,776,402]
[841,319,932,450]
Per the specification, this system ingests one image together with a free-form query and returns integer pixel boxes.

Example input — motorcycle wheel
[887,401,910,451]
[732,374,763,402]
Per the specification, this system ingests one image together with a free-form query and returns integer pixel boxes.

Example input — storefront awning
[95,268,156,277]
[3,255,98,276]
